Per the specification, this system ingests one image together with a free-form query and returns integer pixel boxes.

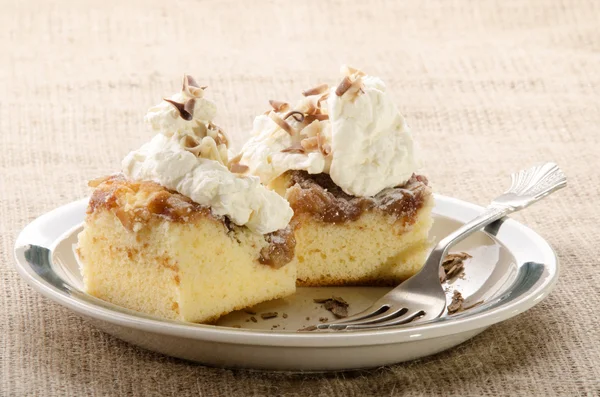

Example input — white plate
[13,195,558,371]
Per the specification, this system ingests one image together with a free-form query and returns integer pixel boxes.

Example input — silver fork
[316,162,567,331]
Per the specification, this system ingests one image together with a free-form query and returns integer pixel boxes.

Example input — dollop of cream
[327,75,418,197]
[240,66,419,197]
[122,76,293,234]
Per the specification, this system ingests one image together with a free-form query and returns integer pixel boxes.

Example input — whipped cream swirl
[122,75,293,234]
[240,66,419,197]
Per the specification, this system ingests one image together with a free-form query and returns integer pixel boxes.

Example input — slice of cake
[76,75,296,323]
[240,66,434,286]
[276,171,432,286]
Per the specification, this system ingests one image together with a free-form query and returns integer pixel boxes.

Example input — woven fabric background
[1,0,599,395]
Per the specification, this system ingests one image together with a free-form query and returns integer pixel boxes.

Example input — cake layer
[293,209,433,286]
[77,176,296,323]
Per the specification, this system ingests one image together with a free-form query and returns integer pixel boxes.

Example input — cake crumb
[305,316,310,321]
[319,317,328,322]
[260,312,278,320]
[440,252,472,282]
[282,313,288,319]
[250,316,258,323]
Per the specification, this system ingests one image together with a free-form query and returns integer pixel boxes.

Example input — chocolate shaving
[281,143,305,154]
[314,296,349,318]
[301,136,319,151]
[229,162,249,174]
[283,110,305,123]
[319,317,329,322]
[316,131,331,156]
[228,152,243,165]
[231,325,241,328]
[447,290,483,314]
[182,74,205,97]
[282,313,288,319]
[335,76,352,96]
[313,298,330,304]
[302,83,329,97]
[349,77,363,95]
[440,252,472,282]
[300,98,318,115]
[260,312,278,320]
[250,316,258,323]
[184,99,196,117]
[312,114,329,121]
[300,119,322,138]
[244,309,257,315]
[298,325,318,332]
[180,134,201,156]
[185,74,200,88]
[164,98,193,120]
[207,122,229,146]
[324,301,348,318]
[447,291,464,314]
[332,296,348,305]
[269,111,294,135]
[269,100,290,113]
[191,122,208,138]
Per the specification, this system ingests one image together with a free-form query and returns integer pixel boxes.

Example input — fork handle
[422,162,566,276]
[421,206,509,276]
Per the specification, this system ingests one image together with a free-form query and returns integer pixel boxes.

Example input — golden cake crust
[87,174,215,229]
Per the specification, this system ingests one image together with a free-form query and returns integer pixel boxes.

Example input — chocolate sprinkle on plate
[298,326,318,332]
[447,291,464,314]
[447,291,484,314]
[250,316,258,323]
[314,296,350,318]
[260,312,278,320]
[313,298,330,303]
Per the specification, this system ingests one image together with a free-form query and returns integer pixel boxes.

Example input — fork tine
[332,309,425,330]
[323,307,407,328]
[316,304,389,328]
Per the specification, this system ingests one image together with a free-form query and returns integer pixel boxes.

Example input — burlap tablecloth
[1,0,599,395]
